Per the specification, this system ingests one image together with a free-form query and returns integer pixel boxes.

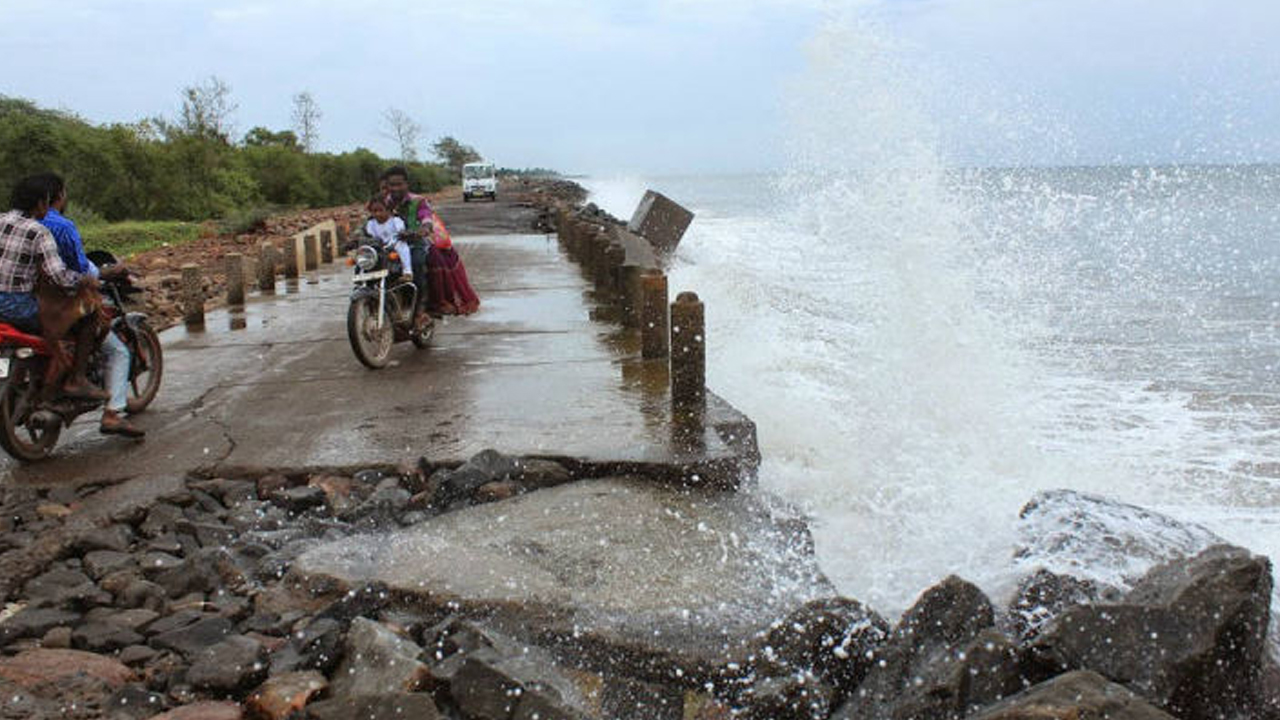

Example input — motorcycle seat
[0,323,50,353]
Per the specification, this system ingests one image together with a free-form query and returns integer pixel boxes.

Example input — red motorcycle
[0,254,163,461]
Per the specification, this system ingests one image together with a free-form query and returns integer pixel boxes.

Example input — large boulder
[750,596,890,696]
[831,576,1024,720]
[1014,490,1221,589]
[291,477,830,683]
[1028,544,1273,719]
[968,670,1175,719]
[329,617,430,697]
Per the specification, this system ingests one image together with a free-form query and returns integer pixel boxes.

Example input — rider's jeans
[102,331,130,412]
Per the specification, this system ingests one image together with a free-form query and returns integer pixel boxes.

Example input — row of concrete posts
[555,207,706,435]
[182,220,349,329]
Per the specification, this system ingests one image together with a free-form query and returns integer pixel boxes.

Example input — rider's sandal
[100,411,145,438]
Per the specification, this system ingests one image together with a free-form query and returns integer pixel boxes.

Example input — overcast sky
[4,0,1279,173]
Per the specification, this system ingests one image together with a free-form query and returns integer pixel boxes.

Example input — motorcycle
[0,252,163,461]
[346,242,434,368]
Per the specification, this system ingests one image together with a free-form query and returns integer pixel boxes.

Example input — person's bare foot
[100,409,145,438]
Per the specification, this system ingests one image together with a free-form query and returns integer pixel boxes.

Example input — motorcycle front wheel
[125,322,163,413]
[348,295,393,369]
[0,363,61,462]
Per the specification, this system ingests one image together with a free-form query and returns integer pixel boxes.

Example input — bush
[0,95,462,224]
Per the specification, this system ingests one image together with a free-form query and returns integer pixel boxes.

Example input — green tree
[431,136,482,174]
[243,126,300,149]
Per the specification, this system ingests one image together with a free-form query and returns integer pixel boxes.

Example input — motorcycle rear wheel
[348,296,393,369]
[0,364,61,462]
[125,322,163,413]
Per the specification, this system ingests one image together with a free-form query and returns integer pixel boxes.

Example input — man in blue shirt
[36,174,143,437]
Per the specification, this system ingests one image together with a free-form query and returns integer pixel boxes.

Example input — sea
[580,163,1280,622]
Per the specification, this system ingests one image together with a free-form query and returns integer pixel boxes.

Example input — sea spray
[583,16,1280,638]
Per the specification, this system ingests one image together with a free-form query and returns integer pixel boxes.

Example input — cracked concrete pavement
[2,196,750,488]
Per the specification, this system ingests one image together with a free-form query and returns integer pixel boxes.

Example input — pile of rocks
[0,450,586,719]
[3,461,1277,719]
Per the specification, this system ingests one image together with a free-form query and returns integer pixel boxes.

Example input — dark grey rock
[139,503,185,538]
[738,674,835,720]
[968,670,1176,720]
[227,502,287,534]
[175,519,236,548]
[83,607,159,631]
[270,617,345,675]
[238,612,288,636]
[307,694,443,720]
[138,552,184,576]
[189,479,258,506]
[339,487,411,526]
[0,607,80,646]
[1003,568,1113,641]
[118,644,159,666]
[142,609,205,637]
[83,550,135,580]
[752,596,890,696]
[330,617,429,697]
[117,579,168,611]
[352,468,394,485]
[154,547,248,598]
[436,449,520,505]
[513,458,573,489]
[270,486,327,513]
[103,683,168,720]
[75,524,136,553]
[1028,544,1273,720]
[41,625,72,648]
[22,567,111,609]
[151,616,235,659]
[186,634,267,692]
[315,582,391,625]
[831,575,998,720]
[72,621,145,652]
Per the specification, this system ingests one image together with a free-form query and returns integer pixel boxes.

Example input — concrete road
[2,198,745,488]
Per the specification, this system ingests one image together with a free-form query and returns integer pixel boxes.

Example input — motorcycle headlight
[355,246,378,271]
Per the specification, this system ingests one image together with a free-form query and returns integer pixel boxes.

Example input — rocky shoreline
[0,182,1275,719]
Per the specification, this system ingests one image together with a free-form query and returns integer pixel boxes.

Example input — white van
[462,162,497,202]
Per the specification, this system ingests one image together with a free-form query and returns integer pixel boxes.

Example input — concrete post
[283,237,299,279]
[225,252,245,306]
[670,292,706,415]
[557,210,574,252]
[181,264,204,329]
[640,272,669,359]
[320,229,334,263]
[257,242,276,293]
[303,234,319,271]
[336,217,350,247]
[599,242,625,293]
[619,264,645,328]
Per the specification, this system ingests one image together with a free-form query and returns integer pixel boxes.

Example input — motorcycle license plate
[352,270,389,283]
[0,358,9,379]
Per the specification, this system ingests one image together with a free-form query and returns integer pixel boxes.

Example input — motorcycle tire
[348,295,393,369]
[125,322,163,414]
[0,364,61,462]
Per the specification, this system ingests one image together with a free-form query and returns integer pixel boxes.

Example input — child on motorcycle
[364,196,412,280]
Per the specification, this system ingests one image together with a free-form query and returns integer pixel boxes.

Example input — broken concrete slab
[290,477,830,683]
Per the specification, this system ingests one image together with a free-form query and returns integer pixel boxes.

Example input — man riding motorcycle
[34,174,143,437]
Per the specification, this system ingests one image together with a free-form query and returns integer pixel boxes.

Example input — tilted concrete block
[628,190,694,257]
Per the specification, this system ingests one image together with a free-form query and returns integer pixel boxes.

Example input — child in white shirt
[364,197,411,278]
